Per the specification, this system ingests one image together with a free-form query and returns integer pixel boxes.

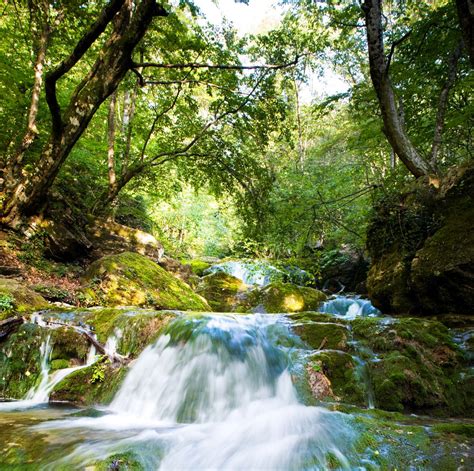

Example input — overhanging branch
[131,55,301,72]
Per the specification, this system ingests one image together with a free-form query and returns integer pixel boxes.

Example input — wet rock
[351,317,473,416]
[50,358,127,406]
[80,252,210,311]
[196,272,247,312]
[310,351,366,406]
[255,282,327,313]
[293,321,348,350]
[305,363,335,401]
[0,324,45,399]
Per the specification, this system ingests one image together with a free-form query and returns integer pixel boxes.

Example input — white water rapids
[36,314,357,470]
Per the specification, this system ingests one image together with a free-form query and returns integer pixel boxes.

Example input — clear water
[206,260,284,286]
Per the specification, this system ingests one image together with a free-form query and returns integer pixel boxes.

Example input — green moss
[0,324,45,399]
[50,359,70,370]
[0,278,49,318]
[83,308,176,356]
[81,252,210,311]
[183,259,212,276]
[50,358,127,405]
[351,317,470,415]
[196,272,246,312]
[310,351,365,405]
[432,423,474,438]
[257,282,327,313]
[50,327,89,362]
[293,322,349,350]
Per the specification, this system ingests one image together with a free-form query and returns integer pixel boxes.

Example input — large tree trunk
[456,0,474,67]
[1,0,167,227]
[362,0,436,178]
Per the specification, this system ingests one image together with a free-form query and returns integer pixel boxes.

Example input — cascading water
[25,334,53,403]
[206,260,284,286]
[319,295,381,319]
[0,333,97,411]
[37,314,358,470]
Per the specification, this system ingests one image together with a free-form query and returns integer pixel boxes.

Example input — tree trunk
[3,1,50,190]
[456,0,474,67]
[362,0,436,178]
[431,41,463,165]
[1,0,167,227]
[107,91,118,205]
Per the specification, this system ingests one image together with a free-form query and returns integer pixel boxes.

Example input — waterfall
[0,336,97,410]
[40,314,357,470]
[206,261,284,286]
[24,334,53,402]
[319,295,381,319]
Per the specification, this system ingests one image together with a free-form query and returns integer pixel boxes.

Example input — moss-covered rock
[0,324,46,398]
[309,351,366,406]
[291,313,472,416]
[366,164,474,314]
[293,321,349,350]
[351,317,472,415]
[49,327,89,362]
[81,252,210,311]
[0,277,49,319]
[196,272,247,312]
[87,218,164,262]
[43,308,176,358]
[183,258,212,277]
[255,282,327,313]
[50,358,127,405]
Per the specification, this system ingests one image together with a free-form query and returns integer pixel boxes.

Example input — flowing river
[0,304,472,469]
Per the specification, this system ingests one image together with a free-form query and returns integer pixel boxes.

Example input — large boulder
[81,252,210,311]
[254,282,327,313]
[87,219,164,262]
[366,164,474,315]
[196,272,247,312]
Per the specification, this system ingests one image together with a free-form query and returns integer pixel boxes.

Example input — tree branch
[45,0,126,136]
[131,55,301,72]
[386,30,411,74]
[147,72,269,165]
[431,40,463,165]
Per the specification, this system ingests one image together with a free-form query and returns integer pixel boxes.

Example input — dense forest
[0,0,472,469]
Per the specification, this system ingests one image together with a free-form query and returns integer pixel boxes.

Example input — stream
[0,290,472,468]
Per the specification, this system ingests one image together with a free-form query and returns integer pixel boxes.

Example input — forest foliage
[0,0,471,258]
